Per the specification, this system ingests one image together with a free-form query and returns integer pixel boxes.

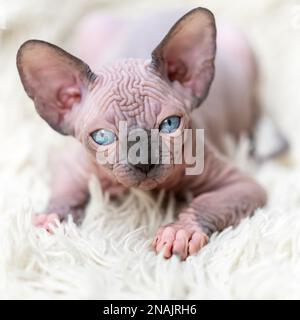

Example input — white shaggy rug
[1,0,300,299]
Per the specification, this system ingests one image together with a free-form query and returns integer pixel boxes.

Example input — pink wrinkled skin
[17,8,271,260]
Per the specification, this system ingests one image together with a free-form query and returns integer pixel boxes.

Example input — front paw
[32,213,60,233]
[152,222,208,260]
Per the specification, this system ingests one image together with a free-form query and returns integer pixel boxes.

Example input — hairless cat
[17,8,287,260]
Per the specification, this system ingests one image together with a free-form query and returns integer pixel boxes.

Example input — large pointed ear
[17,40,97,135]
[151,8,216,106]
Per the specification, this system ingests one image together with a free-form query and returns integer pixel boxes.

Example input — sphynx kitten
[17,7,283,260]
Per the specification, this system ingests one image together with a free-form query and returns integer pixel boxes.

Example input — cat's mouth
[112,163,174,190]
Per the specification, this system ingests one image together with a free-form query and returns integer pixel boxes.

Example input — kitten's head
[17,7,216,190]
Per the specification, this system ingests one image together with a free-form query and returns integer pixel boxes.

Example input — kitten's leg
[153,145,267,260]
[33,143,96,231]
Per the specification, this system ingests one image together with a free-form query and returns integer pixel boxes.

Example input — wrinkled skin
[17,8,270,260]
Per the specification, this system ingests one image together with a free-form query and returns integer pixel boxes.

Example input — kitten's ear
[17,40,96,135]
[151,8,217,106]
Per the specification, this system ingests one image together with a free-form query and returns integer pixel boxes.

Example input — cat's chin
[114,174,156,190]
[137,178,159,191]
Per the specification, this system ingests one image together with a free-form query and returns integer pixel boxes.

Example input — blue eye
[91,129,116,146]
[159,116,181,134]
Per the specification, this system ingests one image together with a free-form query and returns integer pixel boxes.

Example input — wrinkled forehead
[81,59,181,131]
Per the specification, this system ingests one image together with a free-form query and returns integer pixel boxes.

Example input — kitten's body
[17,8,285,259]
